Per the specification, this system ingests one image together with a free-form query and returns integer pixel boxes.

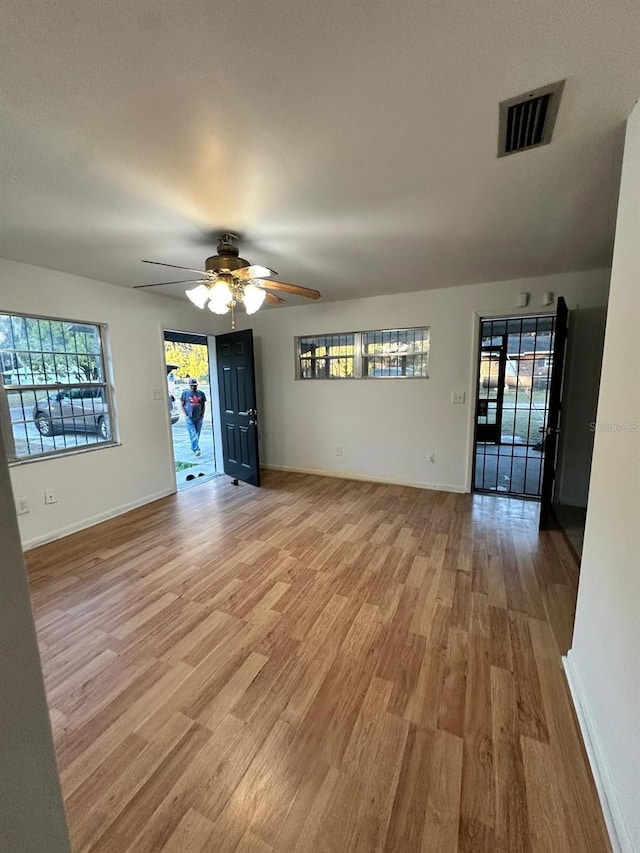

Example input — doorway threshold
[179,471,222,490]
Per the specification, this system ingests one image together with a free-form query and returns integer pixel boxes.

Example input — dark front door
[539,296,569,529]
[215,329,260,487]
[475,342,507,444]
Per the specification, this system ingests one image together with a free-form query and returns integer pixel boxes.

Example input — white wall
[0,420,71,852]
[566,105,640,852]
[0,258,611,548]
[239,269,610,492]
[0,258,223,548]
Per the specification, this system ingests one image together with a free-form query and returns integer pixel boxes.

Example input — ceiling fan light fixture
[140,236,320,328]
[208,279,233,314]
[243,283,267,315]
[208,300,230,315]
[185,283,211,309]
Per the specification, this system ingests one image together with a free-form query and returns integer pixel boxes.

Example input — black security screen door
[215,329,260,487]
[473,314,557,498]
[539,297,569,529]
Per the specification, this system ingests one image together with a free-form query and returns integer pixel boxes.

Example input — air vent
[498,80,565,157]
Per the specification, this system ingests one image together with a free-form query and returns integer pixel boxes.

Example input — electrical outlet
[428,452,436,464]
[451,391,466,404]
[16,497,29,515]
[336,445,343,456]
[44,489,57,505]
[153,387,163,401]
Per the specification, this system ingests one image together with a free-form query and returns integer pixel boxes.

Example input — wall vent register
[498,80,565,156]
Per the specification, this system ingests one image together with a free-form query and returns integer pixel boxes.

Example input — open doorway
[473,314,556,498]
[164,331,219,491]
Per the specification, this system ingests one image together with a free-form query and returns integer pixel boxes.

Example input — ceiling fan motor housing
[205,234,250,274]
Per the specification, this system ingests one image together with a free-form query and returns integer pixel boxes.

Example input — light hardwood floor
[26,471,610,852]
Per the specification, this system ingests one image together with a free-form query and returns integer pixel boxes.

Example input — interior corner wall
[567,104,640,852]
[0,419,71,852]
[238,269,610,492]
[0,258,223,549]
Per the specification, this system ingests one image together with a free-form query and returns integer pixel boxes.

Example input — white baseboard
[563,651,635,853]
[261,463,467,494]
[22,487,176,551]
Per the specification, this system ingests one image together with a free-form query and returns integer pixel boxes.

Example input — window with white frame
[0,312,116,461]
[297,333,356,379]
[296,327,430,379]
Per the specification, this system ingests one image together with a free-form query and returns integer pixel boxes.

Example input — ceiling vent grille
[498,80,565,157]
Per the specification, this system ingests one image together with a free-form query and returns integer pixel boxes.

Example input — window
[361,328,430,378]
[0,312,116,461]
[298,334,355,379]
[296,327,430,379]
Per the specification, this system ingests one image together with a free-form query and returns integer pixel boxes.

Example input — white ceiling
[1,0,639,305]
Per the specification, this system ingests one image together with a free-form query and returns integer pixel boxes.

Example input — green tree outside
[0,314,102,384]
[164,342,209,382]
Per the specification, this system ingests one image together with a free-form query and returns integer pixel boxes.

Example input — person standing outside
[180,378,206,456]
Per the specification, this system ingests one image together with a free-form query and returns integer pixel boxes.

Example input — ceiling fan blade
[260,280,321,300]
[134,279,210,289]
[262,290,286,306]
[233,264,278,281]
[142,259,208,275]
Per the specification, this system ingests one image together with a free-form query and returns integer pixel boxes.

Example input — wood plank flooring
[25,471,611,852]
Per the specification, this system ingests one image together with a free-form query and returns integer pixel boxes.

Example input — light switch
[451,391,465,404]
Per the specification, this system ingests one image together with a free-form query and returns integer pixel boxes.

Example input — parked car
[32,386,110,439]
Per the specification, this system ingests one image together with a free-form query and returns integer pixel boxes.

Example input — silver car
[32,386,110,439]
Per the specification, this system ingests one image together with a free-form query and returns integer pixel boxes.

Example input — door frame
[160,327,225,492]
[207,334,225,476]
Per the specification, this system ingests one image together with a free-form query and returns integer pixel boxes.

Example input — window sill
[8,439,122,467]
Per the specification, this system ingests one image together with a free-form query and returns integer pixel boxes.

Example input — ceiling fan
[135,233,321,328]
